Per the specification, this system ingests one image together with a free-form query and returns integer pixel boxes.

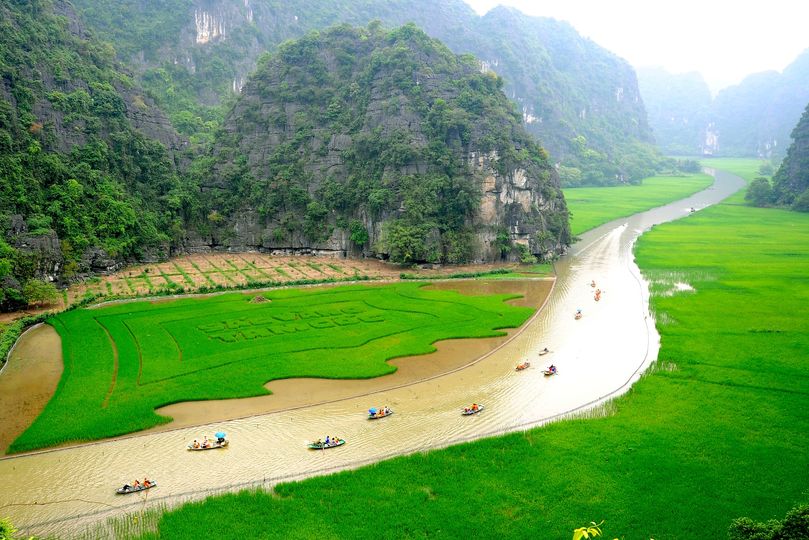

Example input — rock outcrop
[194,24,570,262]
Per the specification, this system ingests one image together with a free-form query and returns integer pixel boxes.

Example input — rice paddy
[564,173,714,235]
[127,163,809,538]
[9,282,534,453]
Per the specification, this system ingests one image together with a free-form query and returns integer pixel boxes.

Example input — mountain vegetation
[0,0,183,310]
[638,50,809,159]
[72,0,665,185]
[771,103,809,210]
[197,23,570,263]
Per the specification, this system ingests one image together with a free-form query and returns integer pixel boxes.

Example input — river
[0,169,743,538]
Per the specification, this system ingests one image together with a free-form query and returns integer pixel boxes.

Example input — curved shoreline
[0,170,745,537]
[0,278,554,460]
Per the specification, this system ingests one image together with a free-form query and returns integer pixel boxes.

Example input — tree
[23,279,59,307]
[728,503,809,540]
[745,177,774,207]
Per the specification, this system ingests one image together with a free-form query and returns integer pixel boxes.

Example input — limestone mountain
[772,103,809,210]
[711,50,809,158]
[194,24,570,263]
[638,49,809,158]
[637,67,713,156]
[0,0,183,310]
[73,0,661,184]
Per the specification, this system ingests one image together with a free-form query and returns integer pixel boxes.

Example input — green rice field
[130,163,809,538]
[9,283,533,453]
[564,174,714,235]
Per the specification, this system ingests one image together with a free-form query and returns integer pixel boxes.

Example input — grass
[9,283,533,453]
[172,263,194,286]
[564,174,714,235]
[700,157,771,204]
[131,163,808,539]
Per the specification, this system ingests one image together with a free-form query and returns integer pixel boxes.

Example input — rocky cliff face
[191,25,569,263]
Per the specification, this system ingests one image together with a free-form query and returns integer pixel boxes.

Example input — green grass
[564,174,714,235]
[326,263,345,274]
[132,177,808,539]
[9,283,533,453]
[700,157,771,204]
[171,263,195,286]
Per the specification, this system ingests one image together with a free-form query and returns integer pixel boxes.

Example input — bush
[728,503,809,540]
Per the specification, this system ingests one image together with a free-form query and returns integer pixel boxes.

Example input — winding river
[0,169,743,538]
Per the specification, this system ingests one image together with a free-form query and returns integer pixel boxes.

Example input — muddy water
[0,324,62,453]
[0,170,744,538]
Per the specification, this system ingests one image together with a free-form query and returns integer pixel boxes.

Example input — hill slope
[0,0,183,310]
[194,24,570,263]
[772,103,809,209]
[73,0,660,183]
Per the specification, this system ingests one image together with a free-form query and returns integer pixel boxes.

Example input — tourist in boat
[132,479,140,489]
[549,364,557,374]
[121,483,132,492]
[192,439,200,449]
[383,406,391,415]
[202,436,209,448]
[463,406,470,413]
[590,280,596,287]
[542,347,549,353]
[143,478,152,488]
[472,403,479,412]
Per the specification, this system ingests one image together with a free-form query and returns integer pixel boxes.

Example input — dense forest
[0,1,579,309]
[639,50,809,159]
[72,0,667,185]
[199,23,570,263]
[0,0,183,310]
[764,103,809,210]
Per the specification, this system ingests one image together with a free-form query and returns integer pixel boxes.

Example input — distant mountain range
[638,49,809,158]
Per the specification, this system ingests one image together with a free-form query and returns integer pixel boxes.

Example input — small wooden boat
[187,440,229,451]
[116,482,156,495]
[574,312,582,320]
[308,438,346,450]
[538,348,550,356]
[462,405,485,415]
[542,369,558,376]
[368,408,393,419]
[515,361,530,371]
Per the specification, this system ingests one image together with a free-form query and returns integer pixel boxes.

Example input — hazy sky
[464,0,809,93]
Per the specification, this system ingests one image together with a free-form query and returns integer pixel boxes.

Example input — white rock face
[195,9,226,44]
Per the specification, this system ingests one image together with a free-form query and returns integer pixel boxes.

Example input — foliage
[745,178,774,207]
[208,23,566,263]
[564,174,714,235]
[0,1,179,310]
[22,279,58,306]
[728,503,809,540]
[572,521,605,540]
[772,102,809,208]
[11,282,532,452]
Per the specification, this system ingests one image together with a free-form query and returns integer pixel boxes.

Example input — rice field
[9,282,534,453]
[564,173,714,235]
[127,161,809,538]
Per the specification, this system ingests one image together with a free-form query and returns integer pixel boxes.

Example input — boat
[462,404,485,415]
[368,407,393,419]
[515,361,530,371]
[538,348,550,356]
[116,481,157,495]
[187,439,229,451]
[308,438,346,450]
[542,368,558,376]
[575,312,582,320]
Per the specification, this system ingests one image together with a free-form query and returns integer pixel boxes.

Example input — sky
[464,0,809,93]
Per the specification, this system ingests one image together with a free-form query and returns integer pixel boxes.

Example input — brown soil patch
[0,324,63,453]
